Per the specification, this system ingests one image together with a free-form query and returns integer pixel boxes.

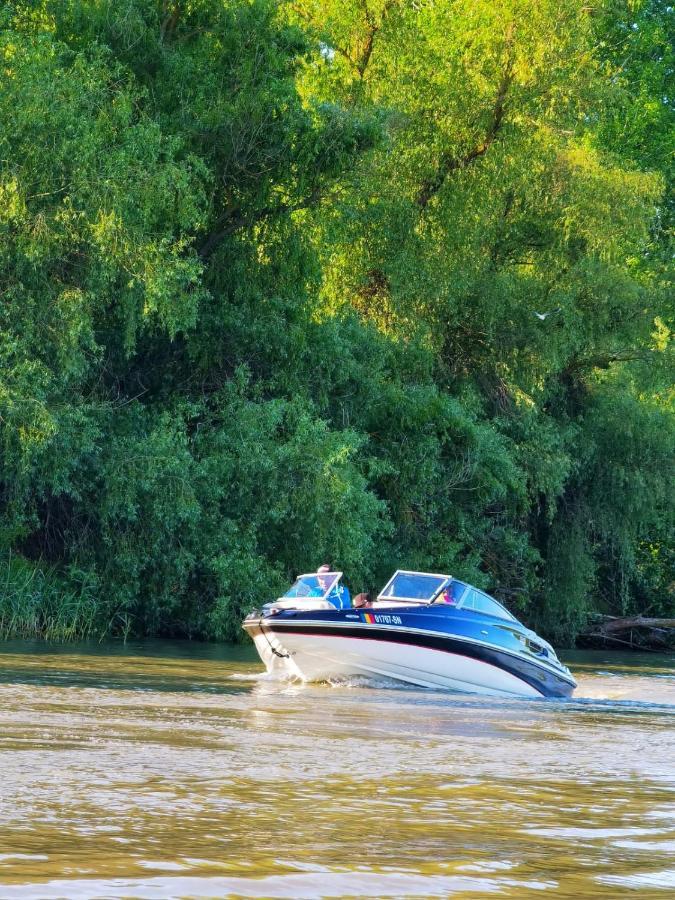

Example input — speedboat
[242,570,576,698]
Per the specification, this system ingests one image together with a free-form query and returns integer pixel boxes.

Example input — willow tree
[289,0,673,637]
[0,0,671,643]
[0,0,385,638]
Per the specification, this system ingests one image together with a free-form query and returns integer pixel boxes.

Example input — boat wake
[571,673,675,710]
[325,673,414,691]
[230,669,415,694]
[228,672,272,682]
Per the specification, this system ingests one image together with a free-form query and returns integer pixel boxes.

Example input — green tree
[0,0,671,644]
[290,0,674,637]
[0,0,384,639]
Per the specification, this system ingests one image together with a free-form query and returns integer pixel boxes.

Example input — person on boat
[439,581,465,605]
[317,564,351,609]
[352,592,372,608]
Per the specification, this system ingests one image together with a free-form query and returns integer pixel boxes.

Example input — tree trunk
[579,615,675,651]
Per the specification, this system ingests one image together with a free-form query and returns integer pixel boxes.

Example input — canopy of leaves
[0,0,672,643]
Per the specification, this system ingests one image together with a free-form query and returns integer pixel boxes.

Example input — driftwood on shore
[579,615,675,651]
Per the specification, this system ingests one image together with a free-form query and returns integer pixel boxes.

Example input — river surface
[0,641,673,899]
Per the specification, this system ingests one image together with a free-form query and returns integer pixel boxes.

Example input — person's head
[317,564,332,591]
[353,592,371,608]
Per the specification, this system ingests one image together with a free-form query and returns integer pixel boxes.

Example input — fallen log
[595,615,675,634]
[578,614,675,651]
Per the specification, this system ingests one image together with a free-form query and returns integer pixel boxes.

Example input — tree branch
[198,186,324,260]
[160,2,182,44]
[355,0,398,79]
[569,349,651,372]
[289,5,359,69]
[292,0,398,80]
[417,26,516,210]
[593,615,675,634]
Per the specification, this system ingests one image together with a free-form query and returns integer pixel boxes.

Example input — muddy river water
[0,641,673,898]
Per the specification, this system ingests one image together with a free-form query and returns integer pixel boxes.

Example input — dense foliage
[0,0,672,643]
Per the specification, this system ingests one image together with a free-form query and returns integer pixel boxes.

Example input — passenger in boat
[317,564,351,609]
[439,581,465,605]
[352,592,372,608]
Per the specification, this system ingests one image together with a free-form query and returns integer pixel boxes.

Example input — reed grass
[0,554,100,641]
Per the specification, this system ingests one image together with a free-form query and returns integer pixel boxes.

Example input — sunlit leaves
[0,0,671,643]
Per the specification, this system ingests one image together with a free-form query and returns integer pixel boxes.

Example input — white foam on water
[325,673,412,691]
[597,869,675,890]
[0,871,558,899]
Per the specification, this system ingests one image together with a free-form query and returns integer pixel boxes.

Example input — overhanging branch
[417,26,515,210]
[198,186,324,260]
[570,349,651,371]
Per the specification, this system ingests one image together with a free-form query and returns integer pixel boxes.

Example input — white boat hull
[249,626,542,698]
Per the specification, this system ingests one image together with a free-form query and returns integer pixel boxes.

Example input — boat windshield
[378,571,451,603]
[457,586,518,621]
[282,572,341,600]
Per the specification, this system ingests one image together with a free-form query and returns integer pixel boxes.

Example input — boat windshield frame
[281,571,343,602]
[377,570,452,604]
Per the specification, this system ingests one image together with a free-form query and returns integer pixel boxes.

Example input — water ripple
[0,642,673,898]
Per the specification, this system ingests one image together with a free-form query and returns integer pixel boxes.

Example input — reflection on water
[0,641,673,898]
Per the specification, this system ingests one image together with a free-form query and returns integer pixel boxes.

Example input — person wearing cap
[316,564,351,610]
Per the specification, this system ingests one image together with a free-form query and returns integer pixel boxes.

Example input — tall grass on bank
[0,555,100,641]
